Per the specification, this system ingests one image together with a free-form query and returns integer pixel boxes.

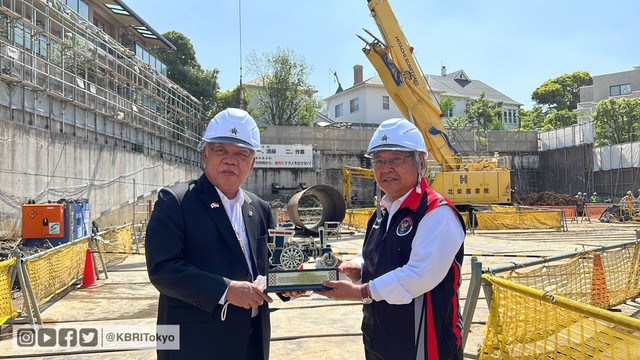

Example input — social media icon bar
[13,324,180,350]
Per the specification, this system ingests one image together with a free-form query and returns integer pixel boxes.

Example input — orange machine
[22,203,65,239]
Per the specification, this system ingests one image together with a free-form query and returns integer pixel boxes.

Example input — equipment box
[22,204,65,239]
[74,201,91,239]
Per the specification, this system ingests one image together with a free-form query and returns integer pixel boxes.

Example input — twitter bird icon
[79,329,98,347]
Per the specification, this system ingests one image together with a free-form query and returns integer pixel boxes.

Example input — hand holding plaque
[265,229,339,292]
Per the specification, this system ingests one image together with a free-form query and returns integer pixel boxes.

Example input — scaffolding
[0,0,204,165]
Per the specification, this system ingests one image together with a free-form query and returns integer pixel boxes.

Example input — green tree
[592,98,640,146]
[541,109,577,131]
[156,31,219,117]
[246,47,320,126]
[445,116,469,128]
[465,91,500,132]
[531,71,592,111]
[215,85,250,115]
[518,106,546,130]
[439,95,454,116]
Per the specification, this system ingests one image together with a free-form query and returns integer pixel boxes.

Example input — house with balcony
[324,65,522,130]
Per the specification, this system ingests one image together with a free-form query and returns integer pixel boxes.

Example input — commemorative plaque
[265,228,338,292]
[265,268,338,292]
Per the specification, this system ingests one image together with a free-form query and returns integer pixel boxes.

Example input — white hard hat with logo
[366,118,427,157]
[201,108,260,151]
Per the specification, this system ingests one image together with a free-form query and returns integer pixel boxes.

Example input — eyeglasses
[371,155,414,169]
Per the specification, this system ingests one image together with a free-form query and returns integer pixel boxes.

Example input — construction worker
[604,195,613,203]
[590,192,599,203]
[576,191,582,199]
[621,191,635,204]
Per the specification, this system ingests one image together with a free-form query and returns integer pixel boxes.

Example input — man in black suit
[146,108,275,359]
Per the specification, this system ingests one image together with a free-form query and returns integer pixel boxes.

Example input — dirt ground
[1,220,638,359]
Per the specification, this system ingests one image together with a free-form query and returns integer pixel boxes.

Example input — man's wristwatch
[361,283,373,304]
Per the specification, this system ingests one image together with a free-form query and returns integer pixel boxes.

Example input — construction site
[1,0,639,359]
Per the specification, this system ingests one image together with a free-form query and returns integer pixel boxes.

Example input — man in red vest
[317,118,466,359]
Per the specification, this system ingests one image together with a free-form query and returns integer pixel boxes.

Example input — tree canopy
[246,47,320,126]
[215,85,250,115]
[531,71,592,111]
[465,92,503,131]
[592,97,640,146]
[155,31,219,118]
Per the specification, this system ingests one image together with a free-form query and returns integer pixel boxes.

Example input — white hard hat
[577,192,582,195]
[366,118,427,157]
[627,191,633,195]
[593,192,597,195]
[201,108,260,151]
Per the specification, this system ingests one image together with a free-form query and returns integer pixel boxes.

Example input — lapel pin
[248,211,253,217]
[211,202,220,208]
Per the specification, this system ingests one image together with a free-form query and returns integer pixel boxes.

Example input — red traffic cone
[80,248,102,289]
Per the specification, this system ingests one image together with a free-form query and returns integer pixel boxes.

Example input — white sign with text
[255,145,313,169]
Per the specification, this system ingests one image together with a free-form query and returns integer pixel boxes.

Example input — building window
[94,18,105,31]
[62,0,90,20]
[503,109,518,124]
[382,95,390,110]
[610,83,632,97]
[335,103,343,118]
[350,98,359,113]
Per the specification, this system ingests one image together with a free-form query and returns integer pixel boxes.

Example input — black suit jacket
[146,174,274,360]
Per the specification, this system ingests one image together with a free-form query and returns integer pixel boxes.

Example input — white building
[324,65,522,129]
[577,67,640,124]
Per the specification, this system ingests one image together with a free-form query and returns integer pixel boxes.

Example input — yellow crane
[346,0,512,206]
[343,165,375,208]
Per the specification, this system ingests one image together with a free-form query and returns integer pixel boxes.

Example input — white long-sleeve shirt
[351,191,465,304]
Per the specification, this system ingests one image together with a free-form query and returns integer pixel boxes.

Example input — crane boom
[346,0,512,206]
[362,0,463,171]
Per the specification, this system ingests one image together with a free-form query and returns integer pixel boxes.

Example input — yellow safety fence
[0,258,18,326]
[344,207,562,231]
[504,243,640,309]
[475,210,563,230]
[480,274,640,359]
[344,208,375,230]
[97,225,133,266]
[24,239,89,308]
[17,225,133,312]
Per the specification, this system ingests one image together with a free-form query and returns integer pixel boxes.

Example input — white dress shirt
[352,189,465,304]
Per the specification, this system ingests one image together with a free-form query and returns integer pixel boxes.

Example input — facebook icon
[58,328,77,347]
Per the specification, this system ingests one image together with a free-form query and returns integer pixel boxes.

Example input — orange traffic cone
[590,252,610,307]
[80,248,102,289]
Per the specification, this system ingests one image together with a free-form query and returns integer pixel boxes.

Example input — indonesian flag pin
[211,202,220,208]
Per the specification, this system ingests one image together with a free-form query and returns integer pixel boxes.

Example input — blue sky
[128,0,639,109]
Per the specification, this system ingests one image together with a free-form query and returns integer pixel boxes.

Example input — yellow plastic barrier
[24,239,89,308]
[98,225,133,266]
[0,257,18,326]
[344,208,375,230]
[480,275,640,359]
[505,244,640,309]
[476,210,563,230]
[345,207,561,231]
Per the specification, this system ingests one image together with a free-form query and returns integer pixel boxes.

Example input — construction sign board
[255,145,313,169]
